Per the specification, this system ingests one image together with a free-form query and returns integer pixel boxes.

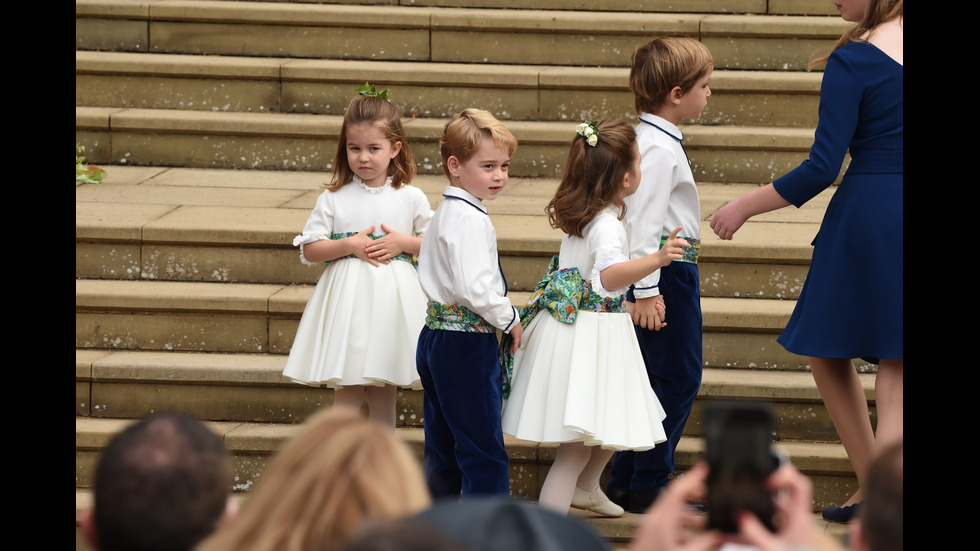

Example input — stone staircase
[76,0,868,547]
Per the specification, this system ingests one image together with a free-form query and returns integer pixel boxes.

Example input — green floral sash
[659,235,701,264]
[499,255,625,398]
[424,301,495,334]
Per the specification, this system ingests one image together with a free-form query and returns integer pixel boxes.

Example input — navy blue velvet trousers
[416,326,510,498]
[608,262,703,493]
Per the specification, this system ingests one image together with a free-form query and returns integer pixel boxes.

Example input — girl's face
[621,142,642,199]
[834,0,868,22]
[346,123,402,188]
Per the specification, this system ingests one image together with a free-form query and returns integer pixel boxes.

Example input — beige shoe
[571,486,625,517]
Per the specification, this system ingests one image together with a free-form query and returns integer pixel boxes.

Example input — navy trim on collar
[442,193,487,214]
[639,117,683,143]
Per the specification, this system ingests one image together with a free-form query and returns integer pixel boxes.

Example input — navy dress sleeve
[773,50,861,207]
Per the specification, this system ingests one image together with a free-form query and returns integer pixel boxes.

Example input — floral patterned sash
[660,235,701,264]
[323,232,417,267]
[499,255,625,398]
[424,301,495,334]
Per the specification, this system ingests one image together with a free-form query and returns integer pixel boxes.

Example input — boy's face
[448,138,511,202]
[677,69,713,121]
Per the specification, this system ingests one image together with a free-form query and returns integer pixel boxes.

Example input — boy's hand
[710,201,749,240]
[508,323,523,354]
[632,296,666,330]
[349,226,380,267]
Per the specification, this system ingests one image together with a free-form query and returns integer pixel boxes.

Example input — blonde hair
[196,408,431,551]
[439,108,517,179]
[329,95,416,191]
[809,0,903,69]
[546,120,637,238]
[629,38,714,115]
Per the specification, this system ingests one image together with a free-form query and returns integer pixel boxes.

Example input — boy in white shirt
[416,108,523,497]
[607,37,714,513]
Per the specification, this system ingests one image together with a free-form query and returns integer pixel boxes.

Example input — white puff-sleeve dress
[501,207,667,451]
[282,177,433,389]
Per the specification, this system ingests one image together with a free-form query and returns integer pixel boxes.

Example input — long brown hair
[809,0,903,69]
[196,408,431,551]
[328,95,416,191]
[546,120,637,238]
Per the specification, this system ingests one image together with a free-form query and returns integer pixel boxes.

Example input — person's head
[811,0,902,68]
[439,108,518,202]
[329,90,415,191]
[82,412,233,551]
[629,38,714,122]
[196,407,431,551]
[853,440,903,551]
[545,119,638,238]
[340,517,470,551]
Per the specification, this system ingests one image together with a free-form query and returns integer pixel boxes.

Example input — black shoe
[606,485,630,510]
[822,502,861,523]
[627,489,662,514]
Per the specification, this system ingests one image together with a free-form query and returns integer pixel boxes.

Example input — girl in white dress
[283,85,433,428]
[501,119,689,517]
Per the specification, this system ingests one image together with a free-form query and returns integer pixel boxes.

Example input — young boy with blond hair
[607,37,714,513]
[416,108,523,498]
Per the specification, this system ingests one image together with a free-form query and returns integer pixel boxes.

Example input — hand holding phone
[704,400,780,534]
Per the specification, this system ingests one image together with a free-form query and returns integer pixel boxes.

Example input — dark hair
[546,120,637,238]
[93,412,231,551]
[861,440,903,551]
[329,95,415,191]
[629,37,713,115]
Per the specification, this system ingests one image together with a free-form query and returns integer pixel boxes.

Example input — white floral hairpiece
[575,120,600,147]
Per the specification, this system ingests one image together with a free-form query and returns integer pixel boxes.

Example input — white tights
[332,384,397,428]
[538,441,614,515]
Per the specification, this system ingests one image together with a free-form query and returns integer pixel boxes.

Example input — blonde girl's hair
[546,119,637,238]
[439,108,517,178]
[629,37,714,115]
[328,95,416,191]
[196,408,431,551]
[809,0,904,69]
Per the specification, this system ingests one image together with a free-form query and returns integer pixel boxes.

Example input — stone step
[76,348,873,439]
[76,51,821,127]
[76,166,829,299]
[76,107,824,181]
[74,415,860,508]
[77,277,875,374]
[185,0,838,17]
[75,1,847,69]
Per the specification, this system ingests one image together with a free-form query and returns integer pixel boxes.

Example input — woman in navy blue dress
[710,0,902,522]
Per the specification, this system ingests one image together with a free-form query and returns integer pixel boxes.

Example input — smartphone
[704,400,779,533]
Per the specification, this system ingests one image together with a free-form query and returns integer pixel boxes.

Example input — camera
[703,400,781,533]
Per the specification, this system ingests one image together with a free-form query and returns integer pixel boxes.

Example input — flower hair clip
[357,82,392,101]
[576,120,600,147]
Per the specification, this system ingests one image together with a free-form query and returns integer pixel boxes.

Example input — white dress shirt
[623,113,701,299]
[418,185,519,332]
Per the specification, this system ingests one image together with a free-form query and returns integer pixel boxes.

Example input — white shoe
[571,486,625,517]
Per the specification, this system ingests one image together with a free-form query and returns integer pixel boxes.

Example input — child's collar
[443,185,488,214]
[638,113,683,141]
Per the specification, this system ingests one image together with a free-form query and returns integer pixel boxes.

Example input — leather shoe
[606,485,630,510]
[627,488,662,514]
[571,486,625,517]
[822,502,861,523]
